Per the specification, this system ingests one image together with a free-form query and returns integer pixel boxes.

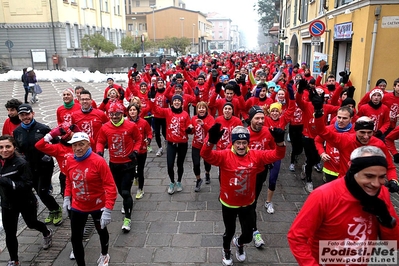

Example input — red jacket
[131,118,153,154]
[314,123,355,176]
[315,116,397,180]
[190,114,215,149]
[288,177,399,266]
[2,118,20,136]
[65,152,117,212]
[150,101,191,143]
[357,103,390,134]
[200,143,285,207]
[385,125,399,156]
[382,91,399,129]
[56,103,81,126]
[96,119,142,163]
[214,116,243,150]
[71,109,109,151]
[35,139,73,175]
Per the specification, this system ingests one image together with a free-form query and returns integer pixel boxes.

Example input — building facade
[207,13,232,52]
[0,0,126,70]
[279,0,399,100]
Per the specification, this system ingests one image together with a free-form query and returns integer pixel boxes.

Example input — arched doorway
[289,34,299,65]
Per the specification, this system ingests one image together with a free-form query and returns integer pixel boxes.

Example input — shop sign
[334,22,353,40]
[382,16,399,28]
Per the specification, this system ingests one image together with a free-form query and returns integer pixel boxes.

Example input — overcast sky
[185,0,259,49]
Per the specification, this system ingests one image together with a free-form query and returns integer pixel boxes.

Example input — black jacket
[0,154,37,209]
[13,120,54,172]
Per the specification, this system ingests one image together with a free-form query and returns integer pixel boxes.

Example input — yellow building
[0,0,126,69]
[281,0,399,101]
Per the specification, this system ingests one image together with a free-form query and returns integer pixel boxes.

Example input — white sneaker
[176,181,183,192]
[70,250,75,260]
[122,218,131,232]
[156,147,163,157]
[233,237,246,262]
[289,163,295,172]
[121,207,125,214]
[222,249,233,266]
[253,231,265,248]
[305,182,314,193]
[97,253,110,266]
[265,202,275,214]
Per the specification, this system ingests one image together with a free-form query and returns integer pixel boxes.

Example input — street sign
[309,20,326,37]
[5,40,13,49]
[311,36,321,46]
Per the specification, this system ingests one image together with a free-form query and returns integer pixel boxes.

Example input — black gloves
[310,89,324,118]
[215,83,223,94]
[128,151,138,161]
[327,84,336,91]
[393,154,399,163]
[148,85,156,99]
[287,82,295,100]
[180,59,186,68]
[208,123,225,144]
[269,128,285,143]
[374,130,383,138]
[297,79,308,94]
[102,98,110,104]
[239,75,246,85]
[171,78,177,87]
[321,64,329,73]
[211,69,219,82]
[234,84,241,96]
[194,87,200,96]
[0,177,14,188]
[97,152,104,157]
[339,70,351,84]
[363,198,396,228]
[185,127,193,134]
[386,179,399,193]
[347,86,356,98]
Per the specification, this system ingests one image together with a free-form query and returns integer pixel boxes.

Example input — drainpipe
[366,6,381,92]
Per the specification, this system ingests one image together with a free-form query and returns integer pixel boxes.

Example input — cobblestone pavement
[0,81,397,265]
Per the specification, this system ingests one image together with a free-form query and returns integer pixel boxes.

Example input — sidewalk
[0,81,397,265]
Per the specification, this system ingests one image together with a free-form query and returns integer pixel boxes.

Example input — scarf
[81,106,93,113]
[63,101,74,109]
[111,117,124,127]
[21,119,35,130]
[74,147,92,162]
[368,100,382,110]
[334,121,352,132]
[171,106,183,114]
[198,112,208,119]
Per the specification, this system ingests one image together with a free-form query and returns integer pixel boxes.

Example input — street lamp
[192,23,195,53]
[180,17,184,37]
[150,5,156,53]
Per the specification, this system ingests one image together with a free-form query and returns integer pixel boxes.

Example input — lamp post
[150,5,156,53]
[180,17,184,37]
[192,23,195,53]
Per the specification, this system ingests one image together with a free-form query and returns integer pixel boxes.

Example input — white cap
[68,132,90,144]
[27,67,33,72]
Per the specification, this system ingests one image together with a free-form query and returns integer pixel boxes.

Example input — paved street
[0,81,397,265]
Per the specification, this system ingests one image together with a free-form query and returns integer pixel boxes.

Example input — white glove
[43,133,53,143]
[63,196,71,214]
[100,208,112,229]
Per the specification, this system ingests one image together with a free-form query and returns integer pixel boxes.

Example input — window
[285,4,291,27]
[293,0,298,26]
[85,26,90,35]
[217,42,223,49]
[218,23,223,28]
[106,28,110,40]
[105,0,108,12]
[136,1,140,7]
[128,24,133,31]
[300,0,309,23]
[92,26,96,35]
[335,0,353,7]
[219,31,223,39]
[149,0,156,6]
[66,24,72,48]
[73,24,79,47]
[87,0,93,8]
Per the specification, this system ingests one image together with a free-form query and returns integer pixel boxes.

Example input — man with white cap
[64,132,117,266]
[201,124,286,265]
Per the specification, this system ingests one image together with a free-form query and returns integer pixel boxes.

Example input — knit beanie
[64,88,75,97]
[369,88,384,99]
[269,102,282,113]
[376,79,387,86]
[341,97,356,107]
[231,126,250,144]
[248,105,264,121]
[172,94,183,103]
[108,102,124,113]
[354,117,374,131]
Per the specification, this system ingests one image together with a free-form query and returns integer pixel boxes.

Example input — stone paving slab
[0,81,398,265]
